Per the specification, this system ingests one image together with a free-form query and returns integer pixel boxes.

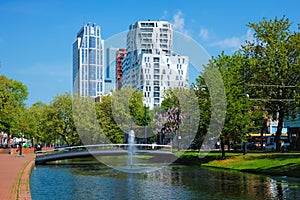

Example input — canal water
[30,158,300,200]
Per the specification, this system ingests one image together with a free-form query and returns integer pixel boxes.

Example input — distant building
[116,48,126,91]
[105,47,119,94]
[73,23,105,98]
[122,20,189,109]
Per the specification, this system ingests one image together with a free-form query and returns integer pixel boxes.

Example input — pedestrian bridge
[35,144,177,165]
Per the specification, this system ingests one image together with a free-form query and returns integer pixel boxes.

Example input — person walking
[9,136,13,154]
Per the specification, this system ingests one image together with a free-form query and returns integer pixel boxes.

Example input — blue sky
[0,0,299,106]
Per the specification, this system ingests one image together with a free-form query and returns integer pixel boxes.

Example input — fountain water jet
[127,130,136,168]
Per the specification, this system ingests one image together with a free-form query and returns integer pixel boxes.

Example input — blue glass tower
[73,23,104,98]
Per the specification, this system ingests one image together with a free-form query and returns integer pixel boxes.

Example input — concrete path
[0,150,35,200]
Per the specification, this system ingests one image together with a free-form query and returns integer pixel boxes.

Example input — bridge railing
[35,144,172,156]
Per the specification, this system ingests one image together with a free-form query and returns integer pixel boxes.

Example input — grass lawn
[201,152,300,178]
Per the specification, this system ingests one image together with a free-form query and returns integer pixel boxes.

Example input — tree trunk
[221,136,225,159]
[261,126,264,150]
[227,139,230,152]
[275,110,284,152]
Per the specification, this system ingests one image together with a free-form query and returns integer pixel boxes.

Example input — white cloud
[172,10,189,37]
[160,10,168,20]
[199,27,209,41]
[210,29,254,49]
[245,29,254,42]
[210,37,241,48]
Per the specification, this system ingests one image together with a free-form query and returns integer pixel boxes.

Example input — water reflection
[30,160,300,200]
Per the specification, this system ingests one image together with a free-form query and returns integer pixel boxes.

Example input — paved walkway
[0,150,35,200]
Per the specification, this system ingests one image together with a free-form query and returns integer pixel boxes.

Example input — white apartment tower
[122,20,189,109]
[73,23,105,98]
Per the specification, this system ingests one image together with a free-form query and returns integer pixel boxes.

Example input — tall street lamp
[243,66,247,155]
[177,99,181,151]
[144,105,147,145]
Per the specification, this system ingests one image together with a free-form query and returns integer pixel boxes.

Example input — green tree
[48,93,79,146]
[241,16,300,151]
[73,95,104,145]
[193,75,211,149]
[95,95,124,143]
[218,53,265,154]
[159,88,199,149]
[111,87,147,142]
[0,75,28,135]
[28,102,49,144]
[194,59,227,157]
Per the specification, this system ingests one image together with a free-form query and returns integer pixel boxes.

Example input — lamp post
[177,99,181,151]
[243,66,247,155]
[144,105,147,145]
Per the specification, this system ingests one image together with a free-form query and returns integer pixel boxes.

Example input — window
[160,44,168,49]
[89,82,96,96]
[89,50,96,64]
[89,37,96,48]
[89,66,96,80]
[140,28,153,32]
[153,57,160,62]
[81,49,85,63]
[141,22,154,27]
[81,67,85,80]
[154,92,160,97]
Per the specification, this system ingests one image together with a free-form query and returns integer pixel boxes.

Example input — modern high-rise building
[116,48,126,91]
[105,47,119,94]
[73,23,105,98]
[122,20,189,109]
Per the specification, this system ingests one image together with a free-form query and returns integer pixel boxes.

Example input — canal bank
[0,149,35,200]
[179,151,300,178]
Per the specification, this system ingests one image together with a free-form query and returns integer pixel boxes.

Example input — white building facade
[73,23,105,98]
[122,20,189,109]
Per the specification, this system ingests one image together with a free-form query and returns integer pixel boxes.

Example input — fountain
[127,130,136,168]
[115,129,161,173]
